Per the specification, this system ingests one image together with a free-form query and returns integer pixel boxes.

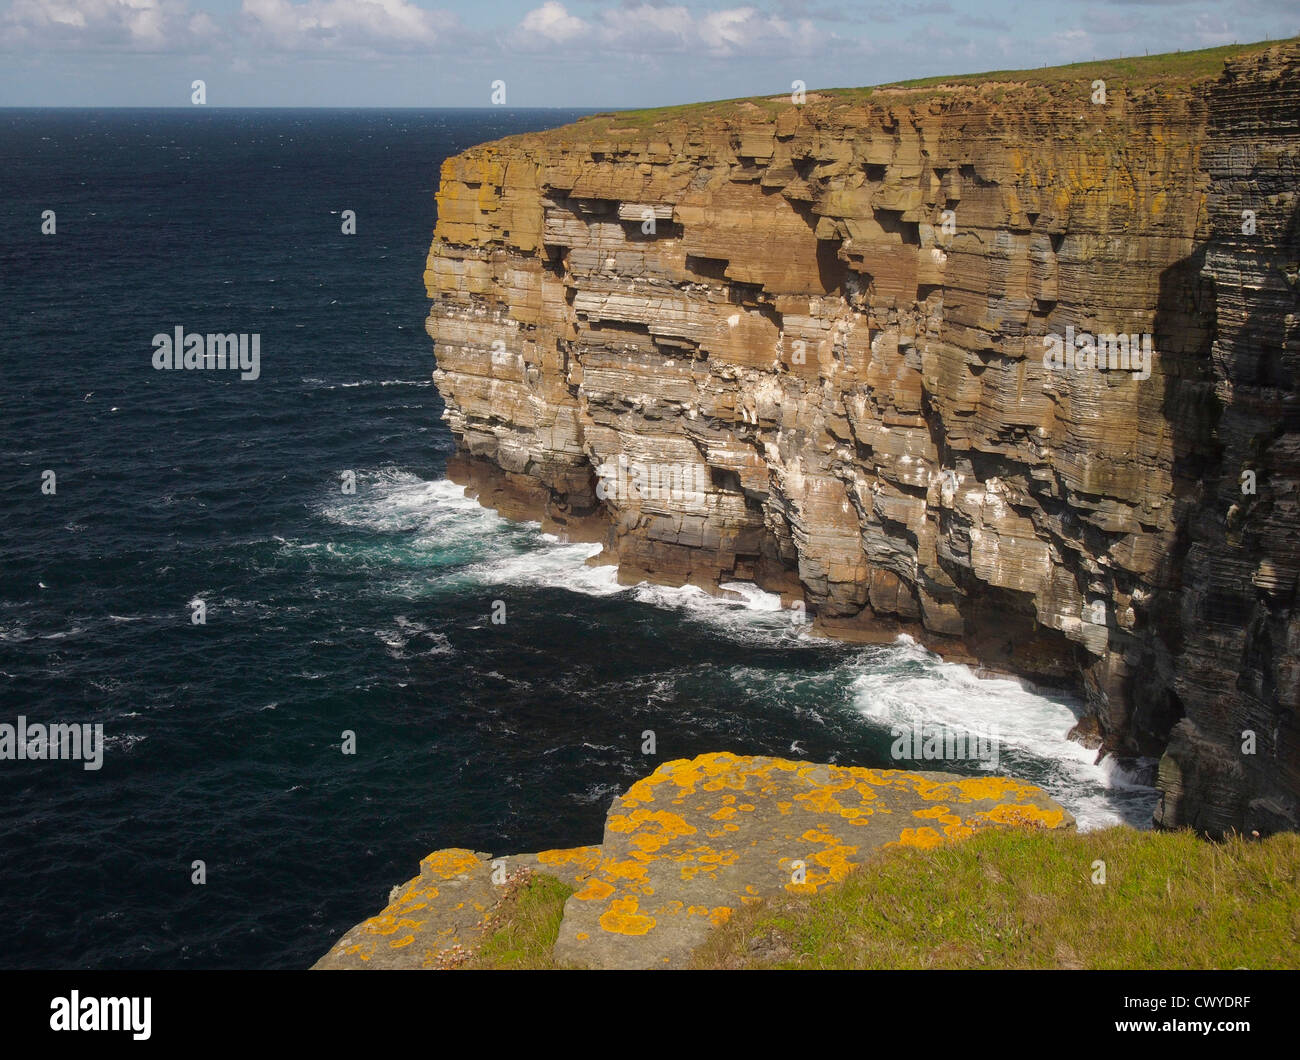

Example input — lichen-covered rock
[551,752,1073,969]
[311,755,1072,970]
[312,845,600,969]
[425,43,1300,837]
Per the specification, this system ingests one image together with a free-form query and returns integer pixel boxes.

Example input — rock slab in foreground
[312,846,601,969]
[552,752,1075,969]
[312,752,1074,969]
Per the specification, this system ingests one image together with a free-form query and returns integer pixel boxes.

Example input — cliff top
[504,36,1298,145]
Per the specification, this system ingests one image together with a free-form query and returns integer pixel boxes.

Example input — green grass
[465,871,574,970]
[863,38,1289,94]
[552,37,1296,140]
[691,827,1300,969]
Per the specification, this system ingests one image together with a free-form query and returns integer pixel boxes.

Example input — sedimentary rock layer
[424,45,1300,835]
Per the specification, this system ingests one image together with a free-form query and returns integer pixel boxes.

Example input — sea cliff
[423,42,1300,836]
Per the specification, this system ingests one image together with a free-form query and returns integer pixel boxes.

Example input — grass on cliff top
[693,826,1300,970]
[465,871,574,970]
[858,37,1291,95]
[572,36,1295,135]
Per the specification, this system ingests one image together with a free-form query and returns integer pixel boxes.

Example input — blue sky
[0,0,1295,107]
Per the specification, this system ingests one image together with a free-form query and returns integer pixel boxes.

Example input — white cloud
[2,0,206,50]
[0,0,462,52]
[518,0,585,43]
[240,0,443,52]
[512,1,825,57]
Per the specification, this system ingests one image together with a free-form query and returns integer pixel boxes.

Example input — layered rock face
[425,45,1300,836]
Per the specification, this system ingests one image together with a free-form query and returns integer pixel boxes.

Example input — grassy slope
[693,827,1300,969]
[461,829,1299,970]
[466,872,574,970]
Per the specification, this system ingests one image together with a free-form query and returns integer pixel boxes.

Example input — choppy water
[0,109,1157,969]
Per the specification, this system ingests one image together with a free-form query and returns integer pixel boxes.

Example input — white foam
[318,474,1157,829]
[848,635,1157,830]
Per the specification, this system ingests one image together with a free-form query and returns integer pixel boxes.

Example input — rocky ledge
[313,752,1073,969]
[424,43,1300,836]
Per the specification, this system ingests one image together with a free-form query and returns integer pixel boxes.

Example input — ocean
[0,108,1158,970]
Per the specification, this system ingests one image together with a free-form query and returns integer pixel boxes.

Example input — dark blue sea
[0,109,1158,969]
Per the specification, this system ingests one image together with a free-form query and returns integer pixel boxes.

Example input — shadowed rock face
[424,45,1300,836]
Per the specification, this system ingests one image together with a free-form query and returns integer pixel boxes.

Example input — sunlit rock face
[424,44,1300,836]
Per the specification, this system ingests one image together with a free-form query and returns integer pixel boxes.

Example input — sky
[0,0,1295,107]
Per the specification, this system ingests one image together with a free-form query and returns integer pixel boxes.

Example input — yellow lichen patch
[777,801,793,814]
[893,826,945,850]
[953,775,1042,802]
[536,845,602,874]
[391,884,438,908]
[620,769,674,807]
[709,906,733,927]
[975,802,1065,830]
[574,878,615,902]
[390,935,415,949]
[908,777,950,802]
[794,786,845,814]
[698,849,739,866]
[738,803,755,812]
[856,768,902,787]
[609,808,698,851]
[801,827,841,845]
[362,914,424,938]
[710,806,737,820]
[421,848,482,879]
[603,858,650,889]
[599,897,656,936]
[575,932,589,941]
[810,843,859,880]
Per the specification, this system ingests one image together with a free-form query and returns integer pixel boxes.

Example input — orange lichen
[976,802,1065,829]
[574,878,615,902]
[536,845,602,873]
[421,848,482,879]
[599,897,656,936]
[893,826,945,850]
